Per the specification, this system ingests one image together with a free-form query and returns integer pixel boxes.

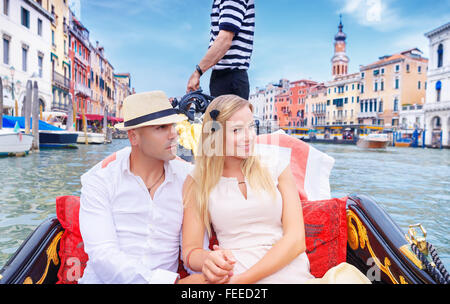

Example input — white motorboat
[75,131,105,144]
[0,129,33,155]
[356,133,390,149]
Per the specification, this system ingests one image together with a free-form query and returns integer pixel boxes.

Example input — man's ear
[128,129,138,146]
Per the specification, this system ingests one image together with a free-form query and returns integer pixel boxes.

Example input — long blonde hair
[185,95,277,237]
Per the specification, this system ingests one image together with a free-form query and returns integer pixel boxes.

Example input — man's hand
[177,273,208,284]
[187,70,201,93]
[202,245,236,284]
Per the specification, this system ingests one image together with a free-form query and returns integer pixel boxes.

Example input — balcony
[357,112,378,119]
[74,51,89,67]
[75,82,91,98]
[52,71,70,90]
[51,102,69,113]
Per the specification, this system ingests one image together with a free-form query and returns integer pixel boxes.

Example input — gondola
[1,91,448,285]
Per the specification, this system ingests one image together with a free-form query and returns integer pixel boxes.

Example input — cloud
[337,0,407,31]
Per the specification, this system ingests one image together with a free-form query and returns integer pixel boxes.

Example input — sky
[78,0,450,98]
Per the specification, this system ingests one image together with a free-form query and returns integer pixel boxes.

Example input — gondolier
[186,0,255,99]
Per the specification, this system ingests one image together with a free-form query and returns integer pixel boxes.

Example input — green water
[0,140,449,270]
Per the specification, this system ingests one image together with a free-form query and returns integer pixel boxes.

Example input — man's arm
[186,30,234,93]
[79,173,179,284]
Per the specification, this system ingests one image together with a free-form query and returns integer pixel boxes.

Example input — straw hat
[114,91,187,131]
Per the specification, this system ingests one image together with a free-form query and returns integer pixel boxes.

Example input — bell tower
[331,15,349,78]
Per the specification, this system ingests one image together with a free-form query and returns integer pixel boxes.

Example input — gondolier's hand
[202,245,236,284]
[187,69,201,93]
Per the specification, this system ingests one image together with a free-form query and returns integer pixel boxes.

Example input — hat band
[124,108,178,127]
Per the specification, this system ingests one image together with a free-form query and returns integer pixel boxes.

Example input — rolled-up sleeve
[79,173,179,284]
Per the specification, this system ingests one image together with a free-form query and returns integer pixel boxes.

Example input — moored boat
[357,133,390,149]
[75,131,106,144]
[0,129,33,156]
[2,116,79,149]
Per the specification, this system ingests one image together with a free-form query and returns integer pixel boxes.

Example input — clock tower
[331,16,349,78]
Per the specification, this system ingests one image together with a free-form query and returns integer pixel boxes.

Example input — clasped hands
[202,245,242,284]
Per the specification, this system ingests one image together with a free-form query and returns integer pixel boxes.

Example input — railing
[357,112,378,119]
[52,71,70,90]
[75,82,91,97]
[51,103,69,113]
[74,51,89,67]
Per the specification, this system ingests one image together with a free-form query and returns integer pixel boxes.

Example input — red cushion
[55,195,88,284]
[302,197,348,278]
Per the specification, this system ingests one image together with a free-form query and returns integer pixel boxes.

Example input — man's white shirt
[78,146,193,284]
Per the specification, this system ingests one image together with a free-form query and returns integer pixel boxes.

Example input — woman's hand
[202,245,236,284]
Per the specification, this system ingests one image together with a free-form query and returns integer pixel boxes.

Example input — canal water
[0,139,449,271]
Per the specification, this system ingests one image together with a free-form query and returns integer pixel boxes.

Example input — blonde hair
[185,95,277,237]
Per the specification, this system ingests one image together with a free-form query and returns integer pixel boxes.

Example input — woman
[182,95,370,284]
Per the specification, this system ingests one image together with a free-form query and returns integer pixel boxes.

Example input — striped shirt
[210,0,255,70]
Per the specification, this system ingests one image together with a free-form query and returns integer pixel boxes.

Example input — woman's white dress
[205,149,371,284]
[207,153,315,284]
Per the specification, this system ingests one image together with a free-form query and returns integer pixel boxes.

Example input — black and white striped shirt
[210,0,255,70]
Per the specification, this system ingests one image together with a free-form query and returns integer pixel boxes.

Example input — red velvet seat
[55,195,347,283]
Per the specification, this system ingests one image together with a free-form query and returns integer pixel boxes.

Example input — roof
[361,49,428,71]
[425,22,450,38]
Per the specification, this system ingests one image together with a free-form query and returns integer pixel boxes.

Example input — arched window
[437,44,443,68]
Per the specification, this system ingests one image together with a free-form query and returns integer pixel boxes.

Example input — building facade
[113,73,132,118]
[424,22,450,148]
[359,48,428,128]
[249,79,289,131]
[1,0,53,114]
[305,83,327,128]
[68,10,90,120]
[325,73,361,126]
[275,80,317,128]
[45,0,71,113]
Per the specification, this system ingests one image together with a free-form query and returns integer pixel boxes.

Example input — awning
[74,114,123,122]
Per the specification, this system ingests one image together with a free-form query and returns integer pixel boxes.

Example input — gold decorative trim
[23,231,63,284]
[347,210,407,284]
[399,244,423,269]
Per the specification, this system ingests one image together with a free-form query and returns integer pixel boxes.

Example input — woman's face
[224,106,257,159]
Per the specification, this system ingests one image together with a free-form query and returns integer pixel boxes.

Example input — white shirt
[78,146,193,284]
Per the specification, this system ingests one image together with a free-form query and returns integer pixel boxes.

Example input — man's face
[129,123,179,161]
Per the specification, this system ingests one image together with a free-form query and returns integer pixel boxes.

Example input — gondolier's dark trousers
[209,69,250,100]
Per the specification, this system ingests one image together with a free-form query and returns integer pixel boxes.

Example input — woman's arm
[182,175,235,283]
[230,165,306,284]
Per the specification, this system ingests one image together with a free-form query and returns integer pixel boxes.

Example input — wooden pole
[14,100,18,117]
[73,96,77,131]
[24,80,32,134]
[0,78,3,129]
[66,95,73,131]
[31,81,39,151]
[82,107,88,145]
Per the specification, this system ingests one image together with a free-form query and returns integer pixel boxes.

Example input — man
[186,0,255,99]
[78,91,207,284]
